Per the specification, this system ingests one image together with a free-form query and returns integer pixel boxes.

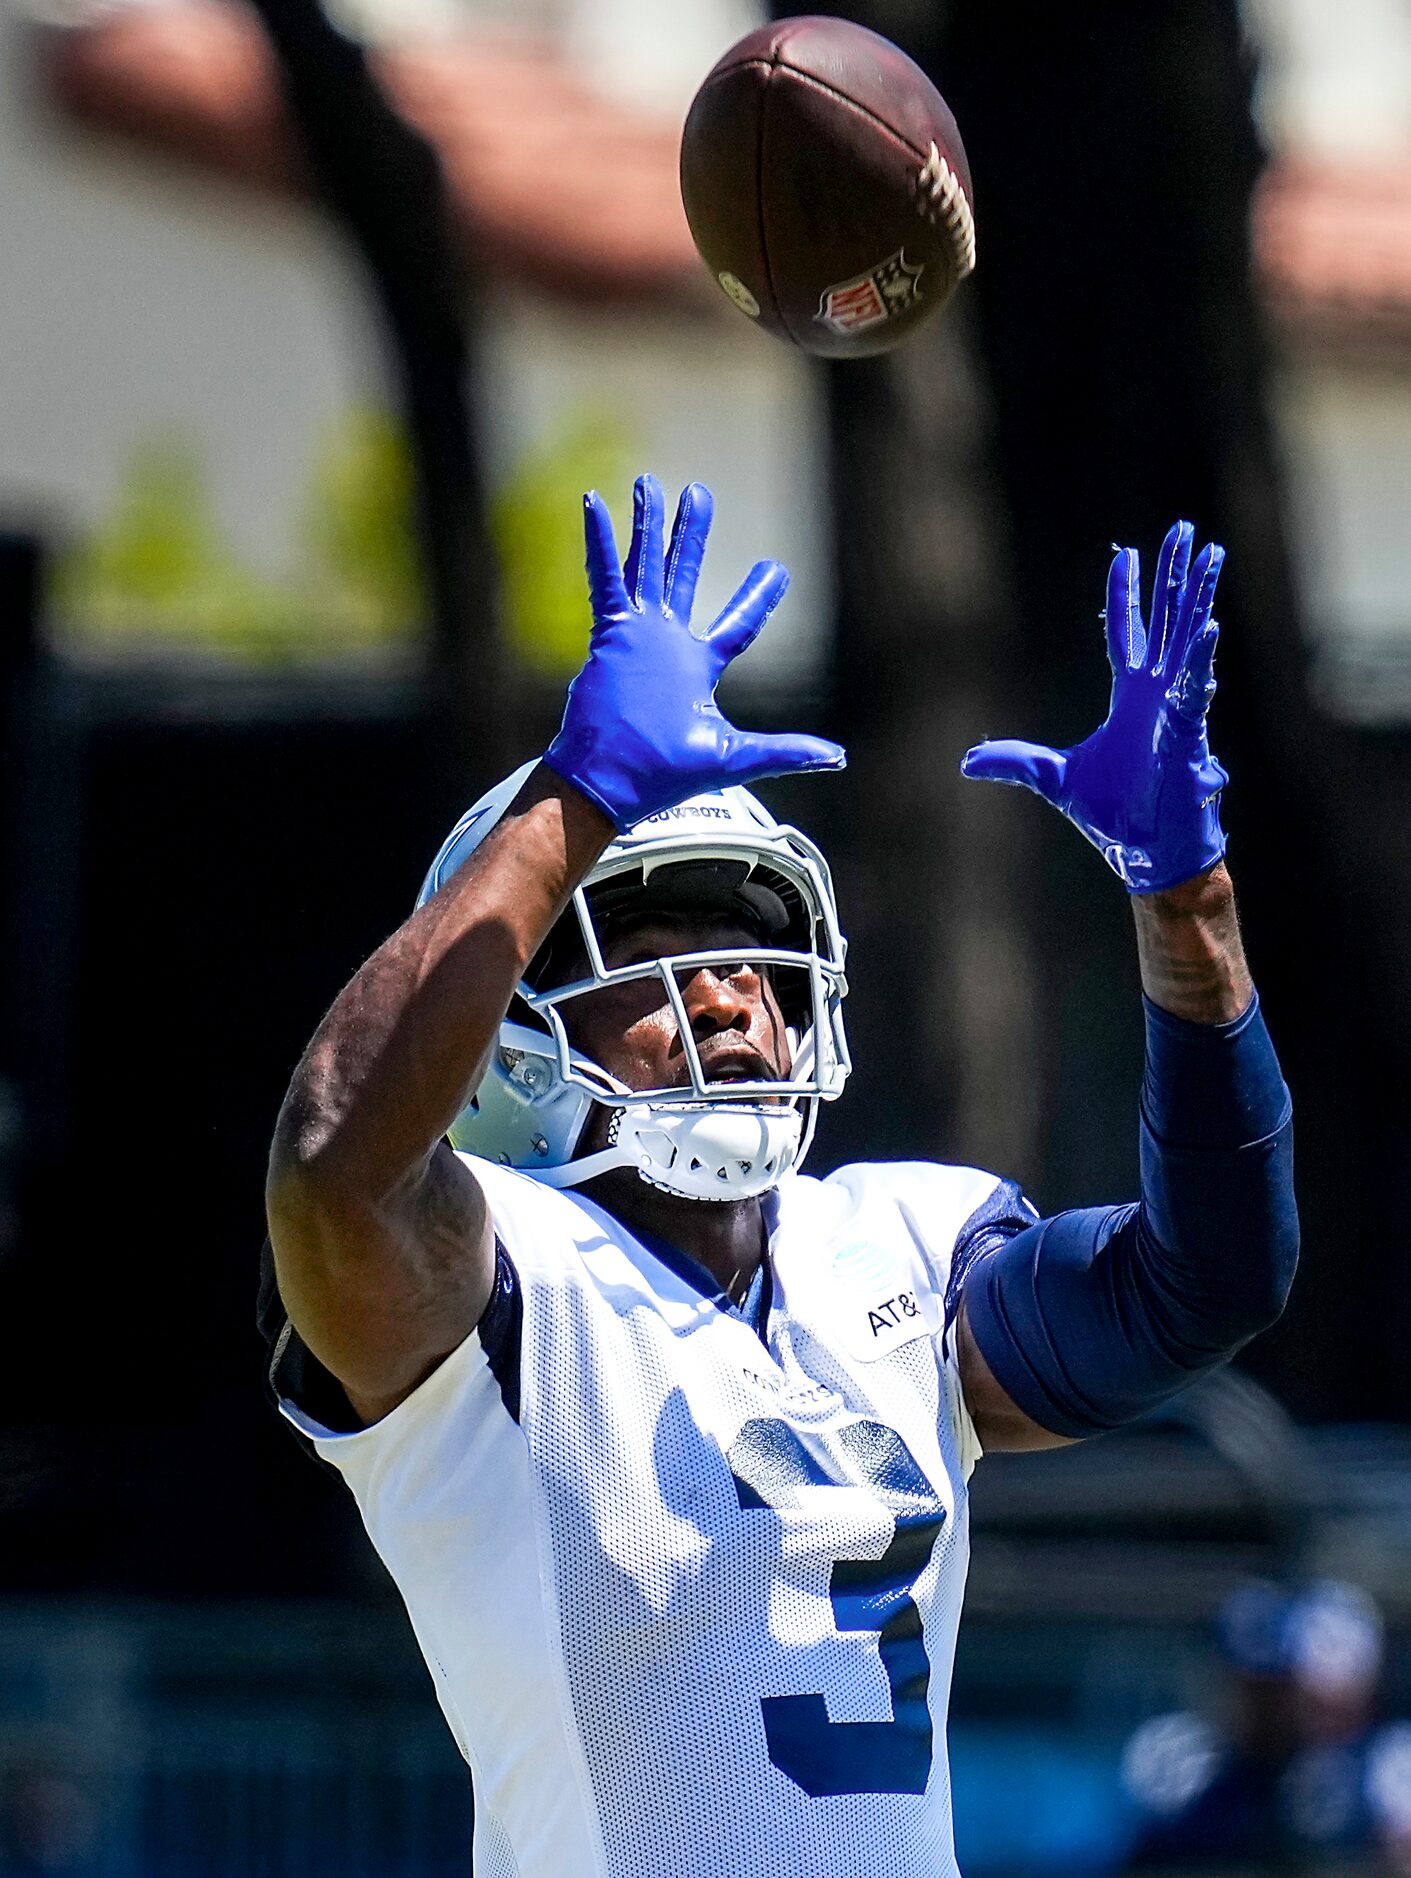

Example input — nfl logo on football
[816,250,924,336]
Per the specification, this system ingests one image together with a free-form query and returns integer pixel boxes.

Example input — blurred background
[3,0,1411,1871]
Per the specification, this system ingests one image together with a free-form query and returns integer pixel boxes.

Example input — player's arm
[954,525,1298,1452]
[267,771,611,1424]
[266,476,844,1425]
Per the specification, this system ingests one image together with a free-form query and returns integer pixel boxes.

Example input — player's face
[561,914,794,1097]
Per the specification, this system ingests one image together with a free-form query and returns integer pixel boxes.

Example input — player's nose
[681,965,753,1040]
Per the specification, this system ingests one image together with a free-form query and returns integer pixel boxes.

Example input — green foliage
[301,408,423,641]
[55,403,643,675]
[491,410,637,677]
[54,410,424,663]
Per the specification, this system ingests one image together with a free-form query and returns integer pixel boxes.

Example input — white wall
[0,0,829,681]
[1277,355,1411,717]
[1246,0,1411,719]
[0,8,368,577]
[1247,0,1411,159]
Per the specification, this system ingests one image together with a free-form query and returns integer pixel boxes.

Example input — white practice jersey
[280,1156,1023,1878]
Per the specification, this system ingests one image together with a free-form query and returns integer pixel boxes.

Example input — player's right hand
[543,474,846,831]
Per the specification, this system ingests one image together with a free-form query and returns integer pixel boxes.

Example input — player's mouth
[693,1045,779,1087]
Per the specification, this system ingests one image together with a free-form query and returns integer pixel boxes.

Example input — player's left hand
[960,522,1228,893]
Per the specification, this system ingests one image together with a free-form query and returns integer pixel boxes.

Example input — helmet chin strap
[536,1099,806,1202]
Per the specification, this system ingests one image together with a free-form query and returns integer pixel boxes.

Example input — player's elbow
[1157,1198,1301,1359]
[1230,1208,1300,1343]
[1218,1137,1301,1343]
[1142,1115,1300,1354]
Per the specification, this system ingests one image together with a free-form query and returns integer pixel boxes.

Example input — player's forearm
[270,765,612,1204]
[960,868,1295,1443]
[961,974,1296,1442]
[1130,860,1252,1024]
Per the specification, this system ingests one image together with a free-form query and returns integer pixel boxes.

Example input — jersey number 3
[729,1417,947,1799]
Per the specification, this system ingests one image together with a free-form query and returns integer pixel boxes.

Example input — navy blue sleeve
[959,992,1297,1438]
[476,1240,524,1423]
[945,1178,1042,1328]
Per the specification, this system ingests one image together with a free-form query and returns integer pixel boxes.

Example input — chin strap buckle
[610,1101,803,1203]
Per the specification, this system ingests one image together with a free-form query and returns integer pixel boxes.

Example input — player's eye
[723,959,781,993]
[670,959,759,997]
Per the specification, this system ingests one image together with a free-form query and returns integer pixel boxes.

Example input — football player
[261,476,1297,1877]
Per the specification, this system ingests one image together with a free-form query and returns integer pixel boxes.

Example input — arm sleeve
[959,991,1298,1438]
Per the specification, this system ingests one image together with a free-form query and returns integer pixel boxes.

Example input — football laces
[915,141,977,279]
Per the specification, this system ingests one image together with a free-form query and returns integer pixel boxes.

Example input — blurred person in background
[0,1734,93,1878]
[1124,1580,1411,1874]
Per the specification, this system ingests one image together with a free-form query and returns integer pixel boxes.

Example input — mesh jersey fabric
[278,1157,1010,1878]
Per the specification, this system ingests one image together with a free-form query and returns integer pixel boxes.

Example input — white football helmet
[416,762,850,1202]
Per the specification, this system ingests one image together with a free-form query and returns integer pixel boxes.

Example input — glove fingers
[1165,541,1224,677]
[722,731,847,786]
[623,473,665,611]
[1187,540,1225,640]
[662,482,713,624]
[1151,520,1194,672]
[1168,621,1220,725]
[583,492,629,624]
[1106,547,1144,671]
[705,560,791,663]
[960,739,1068,805]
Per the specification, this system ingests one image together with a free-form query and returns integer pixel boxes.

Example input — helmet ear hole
[507,991,553,1039]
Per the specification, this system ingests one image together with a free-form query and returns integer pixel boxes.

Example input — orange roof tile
[39,6,1411,340]
[1256,156,1411,339]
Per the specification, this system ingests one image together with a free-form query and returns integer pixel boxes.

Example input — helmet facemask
[419,770,850,1201]
[518,852,848,1200]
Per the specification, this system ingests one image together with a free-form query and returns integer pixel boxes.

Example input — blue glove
[961,522,1229,893]
[544,474,846,831]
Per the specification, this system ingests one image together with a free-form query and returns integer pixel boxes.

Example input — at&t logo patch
[832,1240,903,1294]
[869,1291,921,1338]
[824,1237,936,1362]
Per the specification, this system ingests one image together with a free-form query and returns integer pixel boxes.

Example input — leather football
[680,16,975,359]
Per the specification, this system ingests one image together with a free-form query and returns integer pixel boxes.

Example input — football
[679,15,975,359]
